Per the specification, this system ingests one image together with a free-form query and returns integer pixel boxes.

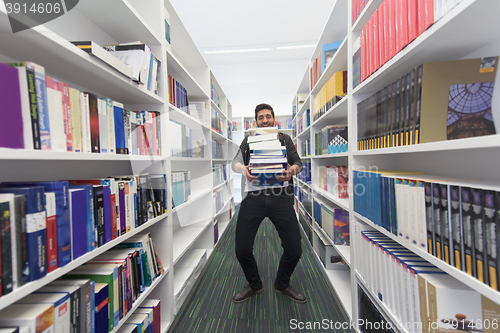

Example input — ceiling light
[202,42,316,55]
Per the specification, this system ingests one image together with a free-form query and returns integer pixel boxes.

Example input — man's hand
[244,165,258,182]
[276,164,298,182]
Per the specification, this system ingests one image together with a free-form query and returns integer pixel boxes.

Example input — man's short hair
[254,103,275,120]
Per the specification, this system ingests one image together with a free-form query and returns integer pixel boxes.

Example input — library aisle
[168,206,351,333]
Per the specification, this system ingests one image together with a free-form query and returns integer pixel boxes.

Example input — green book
[64,264,119,332]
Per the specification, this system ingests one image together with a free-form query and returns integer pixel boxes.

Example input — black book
[0,201,12,295]
[484,190,499,290]
[471,187,488,284]
[425,182,435,256]
[450,185,464,271]
[93,185,105,247]
[440,183,452,266]
[432,183,443,260]
[461,187,476,277]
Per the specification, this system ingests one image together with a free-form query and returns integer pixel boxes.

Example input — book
[49,279,91,333]
[16,292,71,333]
[69,188,88,260]
[138,299,160,333]
[8,63,41,150]
[321,40,342,73]
[45,77,67,152]
[69,87,82,152]
[86,93,100,153]
[103,43,152,85]
[0,199,12,295]
[113,101,127,154]
[97,98,109,154]
[0,63,24,149]
[65,264,119,332]
[28,63,51,150]
[37,285,79,333]
[133,309,153,333]
[71,41,134,78]
[94,283,109,333]
[0,186,46,281]
[0,304,54,332]
[44,192,58,274]
[69,184,96,252]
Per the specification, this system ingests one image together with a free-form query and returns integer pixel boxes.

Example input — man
[231,103,306,303]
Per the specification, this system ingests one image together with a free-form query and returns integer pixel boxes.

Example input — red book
[87,93,100,153]
[45,192,58,273]
[368,15,374,77]
[388,0,397,60]
[394,0,401,54]
[417,0,433,36]
[399,0,409,52]
[373,8,380,71]
[383,0,390,64]
[361,27,366,82]
[151,112,158,156]
[408,0,419,42]
[59,81,73,152]
[378,3,386,67]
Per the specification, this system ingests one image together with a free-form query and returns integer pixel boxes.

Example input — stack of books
[247,128,287,187]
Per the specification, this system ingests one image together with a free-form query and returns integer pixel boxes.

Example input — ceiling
[170,0,337,116]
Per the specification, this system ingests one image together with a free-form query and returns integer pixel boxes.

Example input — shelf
[352,0,500,96]
[353,134,500,156]
[214,199,231,219]
[211,130,227,142]
[313,152,349,159]
[295,177,311,188]
[351,0,385,32]
[169,157,210,162]
[76,0,163,46]
[166,50,209,100]
[0,149,166,162]
[172,219,212,265]
[218,221,230,238]
[111,271,167,333]
[0,213,167,310]
[169,105,211,132]
[356,271,408,333]
[161,321,172,333]
[354,212,500,306]
[295,126,311,140]
[171,188,212,214]
[311,96,348,128]
[0,11,164,105]
[311,185,350,211]
[326,269,352,320]
[313,220,351,267]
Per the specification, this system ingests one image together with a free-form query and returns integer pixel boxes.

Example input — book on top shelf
[321,40,342,73]
[71,41,134,79]
[0,63,24,149]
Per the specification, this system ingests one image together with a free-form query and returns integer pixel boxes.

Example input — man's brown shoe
[232,284,263,303]
[274,284,307,303]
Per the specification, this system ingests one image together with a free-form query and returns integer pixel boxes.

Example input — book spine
[94,187,105,247]
[106,98,115,154]
[102,185,112,244]
[87,93,100,153]
[90,281,95,333]
[44,192,58,273]
[24,66,41,149]
[27,63,51,150]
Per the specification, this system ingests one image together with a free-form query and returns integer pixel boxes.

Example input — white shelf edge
[172,219,212,265]
[354,212,500,305]
[170,188,212,213]
[312,153,349,159]
[0,213,167,310]
[161,321,172,333]
[168,104,211,132]
[311,96,349,127]
[311,184,350,211]
[0,149,167,161]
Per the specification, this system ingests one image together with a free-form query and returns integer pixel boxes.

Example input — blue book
[69,188,88,260]
[0,186,46,281]
[94,283,109,333]
[113,101,127,154]
[90,280,95,333]
[26,62,51,150]
[102,185,112,244]
[70,184,96,252]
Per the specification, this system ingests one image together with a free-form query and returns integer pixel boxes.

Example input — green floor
[169,206,352,333]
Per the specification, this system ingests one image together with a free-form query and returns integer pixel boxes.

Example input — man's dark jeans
[235,188,302,291]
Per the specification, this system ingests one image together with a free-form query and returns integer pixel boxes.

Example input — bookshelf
[293,0,500,331]
[0,0,233,330]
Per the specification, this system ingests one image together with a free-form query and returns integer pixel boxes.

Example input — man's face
[256,109,275,127]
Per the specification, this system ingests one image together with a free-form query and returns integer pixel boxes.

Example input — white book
[46,87,66,152]
[249,140,282,150]
[0,303,55,333]
[69,88,82,153]
[14,66,34,149]
[16,292,71,333]
[247,132,279,143]
[80,92,91,153]
[106,98,115,154]
[98,98,109,154]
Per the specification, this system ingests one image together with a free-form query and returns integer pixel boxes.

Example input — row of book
[357,229,495,333]
[311,229,348,270]
[312,71,347,122]
[309,40,340,90]
[0,62,162,156]
[171,172,191,209]
[167,74,189,112]
[169,120,204,158]
[214,189,224,215]
[296,109,311,135]
[213,164,228,187]
[317,166,349,199]
[0,231,162,333]
[357,56,499,150]
[358,0,463,83]
[292,93,308,120]
[351,0,369,26]
[211,82,221,110]
[357,285,395,333]
[72,41,161,96]
[314,124,348,155]
[296,162,311,184]
[352,170,500,291]
[0,174,167,296]
[300,139,311,157]
[212,139,224,159]
[312,198,350,246]
[211,107,225,135]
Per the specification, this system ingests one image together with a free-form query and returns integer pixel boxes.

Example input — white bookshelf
[292,0,500,331]
[0,0,233,328]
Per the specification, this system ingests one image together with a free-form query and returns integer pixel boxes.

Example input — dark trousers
[235,189,302,291]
